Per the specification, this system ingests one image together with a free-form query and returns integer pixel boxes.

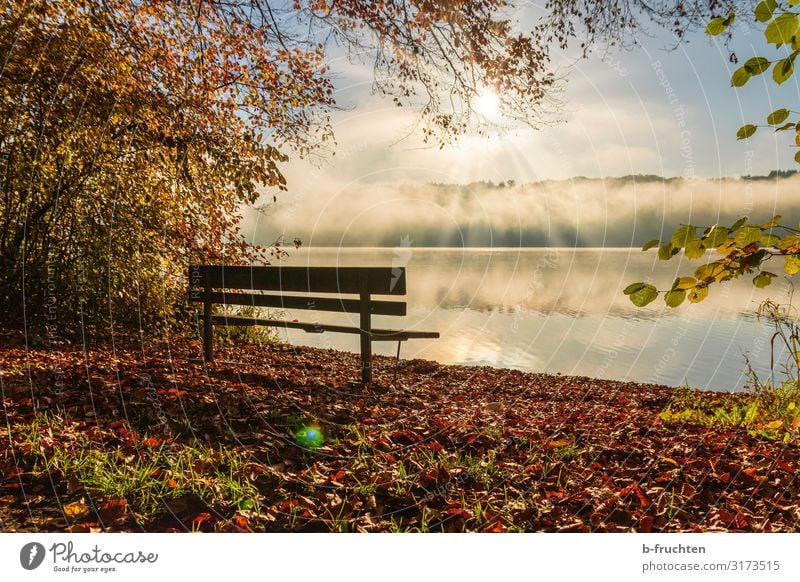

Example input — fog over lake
[246,174,800,248]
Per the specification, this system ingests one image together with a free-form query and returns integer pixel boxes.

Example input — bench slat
[189,265,406,295]
[189,291,406,316]
[209,315,440,341]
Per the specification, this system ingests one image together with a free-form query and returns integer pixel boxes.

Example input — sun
[474,88,500,119]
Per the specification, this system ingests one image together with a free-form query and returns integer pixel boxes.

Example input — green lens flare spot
[295,426,324,449]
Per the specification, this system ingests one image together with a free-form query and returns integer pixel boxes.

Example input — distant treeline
[425,171,798,190]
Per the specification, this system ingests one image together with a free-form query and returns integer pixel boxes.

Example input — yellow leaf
[546,439,570,448]
[785,255,800,275]
[688,286,709,303]
[764,419,784,430]
[715,239,737,255]
[63,500,90,520]
[674,277,697,290]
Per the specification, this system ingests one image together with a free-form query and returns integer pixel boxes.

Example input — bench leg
[203,282,214,362]
[359,279,372,384]
[360,331,372,384]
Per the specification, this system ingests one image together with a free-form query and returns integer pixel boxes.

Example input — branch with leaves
[625,215,800,307]
[708,1,800,159]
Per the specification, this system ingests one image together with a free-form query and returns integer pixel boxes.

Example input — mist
[245,174,800,248]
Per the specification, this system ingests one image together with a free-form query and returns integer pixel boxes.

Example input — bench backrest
[187,265,407,316]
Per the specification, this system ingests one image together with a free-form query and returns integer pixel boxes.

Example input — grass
[212,305,282,347]
[661,381,800,441]
[11,411,265,525]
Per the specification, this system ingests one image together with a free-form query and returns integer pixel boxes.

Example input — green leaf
[688,286,709,303]
[684,239,706,259]
[773,56,795,84]
[671,224,697,248]
[641,239,661,251]
[730,217,748,231]
[768,108,791,124]
[765,12,800,47]
[755,0,778,22]
[785,254,800,274]
[665,289,687,307]
[706,15,731,35]
[761,233,782,246]
[776,122,795,131]
[658,242,674,261]
[731,67,752,87]
[629,284,659,307]
[706,226,730,247]
[737,124,757,140]
[623,282,646,295]
[795,150,800,164]
[753,272,776,288]
[744,56,771,74]
[734,225,764,247]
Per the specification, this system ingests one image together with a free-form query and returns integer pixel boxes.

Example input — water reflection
[274,247,789,391]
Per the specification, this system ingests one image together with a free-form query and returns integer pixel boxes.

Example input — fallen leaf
[63,500,90,521]
[98,498,127,523]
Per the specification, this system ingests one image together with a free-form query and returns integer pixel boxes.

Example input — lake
[272,247,793,391]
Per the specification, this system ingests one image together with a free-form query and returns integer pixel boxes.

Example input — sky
[244,9,800,248]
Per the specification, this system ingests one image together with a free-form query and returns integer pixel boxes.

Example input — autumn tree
[0,1,334,331]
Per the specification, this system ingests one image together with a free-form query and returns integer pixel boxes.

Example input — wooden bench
[188,265,439,384]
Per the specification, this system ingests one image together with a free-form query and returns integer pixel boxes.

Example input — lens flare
[295,426,324,449]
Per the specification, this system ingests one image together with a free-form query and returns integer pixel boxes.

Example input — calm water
[272,247,792,391]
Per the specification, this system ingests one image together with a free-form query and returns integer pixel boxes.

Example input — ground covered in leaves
[1,331,798,532]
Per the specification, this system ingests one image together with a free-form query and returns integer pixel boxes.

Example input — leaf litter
[1,331,798,532]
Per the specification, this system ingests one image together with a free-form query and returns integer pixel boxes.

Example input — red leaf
[276,500,298,512]
[638,515,654,533]
[445,508,471,518]
[233,514,250,531]
[98,497,127,523]
[631,483,652,508]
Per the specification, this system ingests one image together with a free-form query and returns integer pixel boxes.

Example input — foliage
[625,215,800,306]
[0,0,327,331]
[212,306,282,347]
